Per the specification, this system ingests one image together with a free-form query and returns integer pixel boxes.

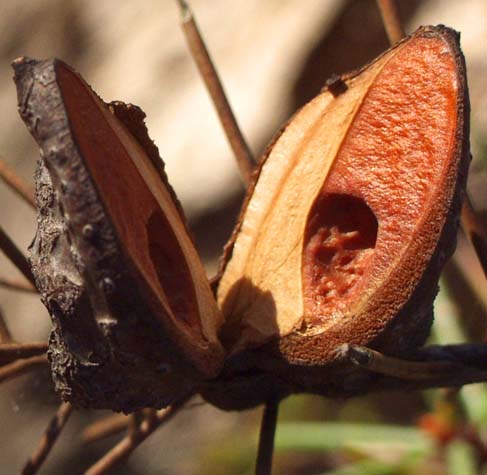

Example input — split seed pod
[13,58,224,411]
[210,25,470,406]
[13,25,470,412]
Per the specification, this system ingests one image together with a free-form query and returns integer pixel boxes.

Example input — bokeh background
[0,0,486,474]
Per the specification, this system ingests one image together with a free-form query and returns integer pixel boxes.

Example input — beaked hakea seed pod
[13,25,471,412]
[206,25,471,408]
[13,57,224,412]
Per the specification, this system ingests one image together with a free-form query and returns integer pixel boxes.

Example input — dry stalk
[21,402,73,475]
[255,398,279,475]
[0,354,48,384]
[0,276,36,293]
[85,393,193,475]
[0,155,35,208]
[376,0,406,44]
[0,307,13,342]
[0,225,35,285]
[0,341,48,364]
[176,0,255,184]
[461,196,487,280]
[83,413,132,443]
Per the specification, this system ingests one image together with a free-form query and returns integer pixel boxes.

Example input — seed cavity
[303,193,378,322]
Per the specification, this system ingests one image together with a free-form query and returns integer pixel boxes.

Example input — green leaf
[446,440,477,475]
[320,459,397,475]
[275,422,431,453]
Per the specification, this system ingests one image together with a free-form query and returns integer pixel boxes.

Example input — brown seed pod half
[216,25,471,372]
[13,57,224,412]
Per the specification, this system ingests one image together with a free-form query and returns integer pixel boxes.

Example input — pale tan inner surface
[86,88,223,346]
[217,52,394,350]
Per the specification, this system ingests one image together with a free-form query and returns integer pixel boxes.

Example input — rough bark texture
[13,58,201,412]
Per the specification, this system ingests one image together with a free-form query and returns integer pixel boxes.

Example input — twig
[0,225,35,285]
[0,341,48,364]
[342,344,457,380]
[376,0,405,44]
[85,392,194,475]
[414,343,487,372]
[339,343,487,389]
[0,354,48,383]
[83,413,132,443]
[0,155,35,209]
[255,397,279,475]
[461,196,487,280]
[21,402,73,475]
[0,276,37,293]
[144,408,157,428]
[83,409,159,443]
[128,410,145,439]
[0,307,13,342]
[453,242,487,315]
[176,0,256,184]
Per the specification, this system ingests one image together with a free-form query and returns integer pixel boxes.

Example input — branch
[0,342,48,364]
[376,0,405,44]
[255,397,279,475]
[0,155,35,209]
[0,307,12,342]
[176,0,256,184]
[0,225,35,285]
[0,354,48,383]
[85,393,194,475]
[21,402,73,475]
[82,410,159,444]
[339,343,487,391]
[0,276,37,293]
[83,413,131,443]
[461,196,487,280]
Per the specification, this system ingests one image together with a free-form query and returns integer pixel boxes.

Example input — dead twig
[83,413,132,443]
[85,393,194,475]
[83,409,160,444]
[340,343,487,389]
[461,196,487,280]
[376,0,405,44]
[21,402,73,475]
[176,0,255,184]
[0,225,35,285]
[0,354,48,383]
[128,410,145,439]
[0,155,35,209]
[0,307,12,342]
[255,397,279,475]
[0,341,48,364]
[0,276,37,293]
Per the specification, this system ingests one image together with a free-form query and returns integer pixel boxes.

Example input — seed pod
[13,58,224,411]
[12,24,472,414]
[216,26,470,371]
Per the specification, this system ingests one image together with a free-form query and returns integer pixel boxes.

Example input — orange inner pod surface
[302,37,458,325]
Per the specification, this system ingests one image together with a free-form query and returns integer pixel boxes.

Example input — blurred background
[0,0,486,474]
